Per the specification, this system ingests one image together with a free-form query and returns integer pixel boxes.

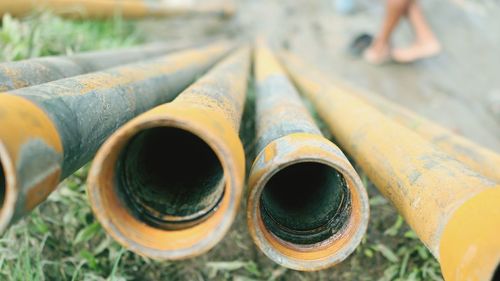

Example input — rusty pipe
[247,43,369,271]
[0,41,195,91]
[280,51,500,281]
[325,78,500,183]
[0,0,235,19]
[87,47,250,259]
[0,41,232,233]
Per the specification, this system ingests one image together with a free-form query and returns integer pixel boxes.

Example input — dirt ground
[131,0,500,280]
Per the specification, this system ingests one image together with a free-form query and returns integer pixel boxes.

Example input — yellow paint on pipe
[254,39,284,81]
[440,188,500,281]
[0,0,234,19]
[327,78,500,183]
[87,47,250,260]
[0,95,62,232]
[280,51,500,281]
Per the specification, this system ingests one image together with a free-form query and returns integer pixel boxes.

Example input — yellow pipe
[280,51,500,281]
[87,47,250,260]
[247,42,369,271]
[328,78,500,183]
[0,0,235,19]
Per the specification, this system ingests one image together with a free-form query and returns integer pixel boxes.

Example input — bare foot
[363,42,391,65]
[392,40,441,63]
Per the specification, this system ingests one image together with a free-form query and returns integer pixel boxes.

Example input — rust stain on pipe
[247,42,369,271]
[280,51,500,281]
[0,41,232,233]
[87,47,250,260]
[326,78,500,183]
[0,41,194,91]
[0,0,235,19]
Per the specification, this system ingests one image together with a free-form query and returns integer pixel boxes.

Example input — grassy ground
[0,13,443,281]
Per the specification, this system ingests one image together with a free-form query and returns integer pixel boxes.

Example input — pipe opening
[260,162,351,245]
[115,127,225,230]
[0,161,5,207]
[492,263,500,281]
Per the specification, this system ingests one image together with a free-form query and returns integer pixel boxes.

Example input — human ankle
[416,34,440,47]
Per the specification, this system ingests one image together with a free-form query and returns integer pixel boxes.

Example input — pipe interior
[492,263,500,281]
[260,162,351,245]
[115,127,224,229]
[0,161,5,207]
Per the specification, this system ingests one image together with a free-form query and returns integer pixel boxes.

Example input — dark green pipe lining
[116,127,224,229]
[260,162,351,245]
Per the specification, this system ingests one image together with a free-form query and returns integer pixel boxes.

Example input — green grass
[0,12,139,61]
[0,13,442,281]
[0,13,143,281]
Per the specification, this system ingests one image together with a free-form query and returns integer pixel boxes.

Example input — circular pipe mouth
[259,161,351,245]
[115,127,225,230]
[247,134,369,271]
[88,111,245,259]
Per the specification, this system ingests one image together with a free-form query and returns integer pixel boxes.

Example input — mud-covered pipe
[280,51,500,281]
[324,78,500,183]
[247,43,369,271]
[0,41,194,91]
[87,47,250,259]
[0,0,235,19]
[0,41,232,233]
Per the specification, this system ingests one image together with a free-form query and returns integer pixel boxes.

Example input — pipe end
[440,187,500,281]
[87,105,245,260]
[247,133,369,271]
[0,95,63,233]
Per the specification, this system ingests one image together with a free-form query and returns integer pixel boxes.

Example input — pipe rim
[439,187,500,281]
[87,109,244,260]
[0,141,17,233]
[247,133,369,271]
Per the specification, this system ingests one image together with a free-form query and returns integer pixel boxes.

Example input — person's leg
[364,0,412,64]
[392,1,441,62]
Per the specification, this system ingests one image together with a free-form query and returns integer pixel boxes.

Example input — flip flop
[348,32,373,57]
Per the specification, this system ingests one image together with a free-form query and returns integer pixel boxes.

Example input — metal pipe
[87,47,250,260]
[326,78,500,183]
[280,51,500,281]
[0,41,194,91]
[247,42,369,271]
[0,0,235,19]
[0,41,232,233]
